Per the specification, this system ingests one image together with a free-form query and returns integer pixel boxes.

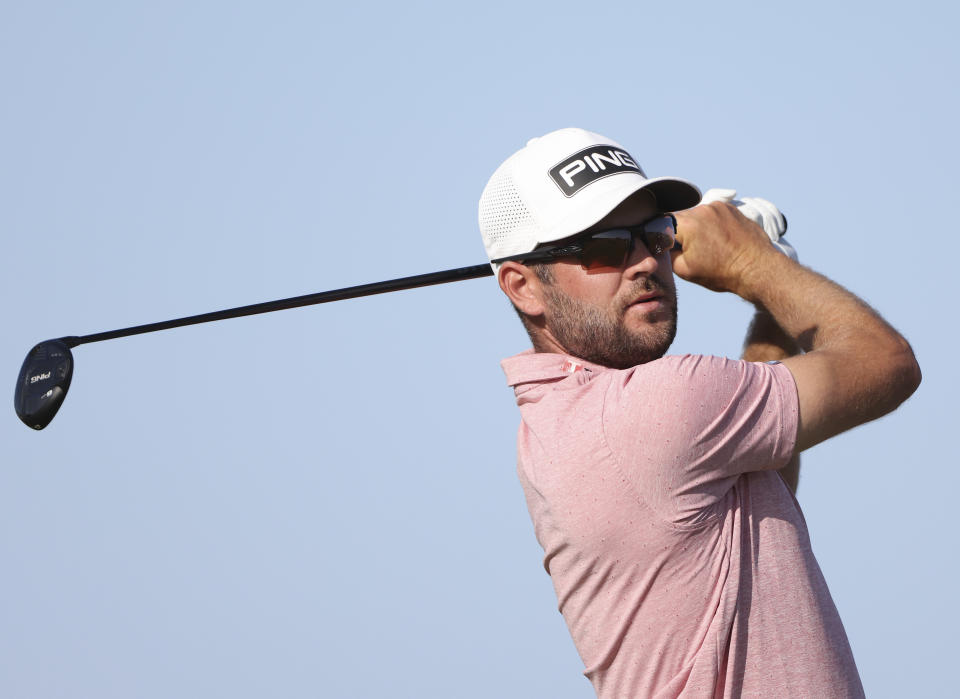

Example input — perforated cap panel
[478,160,539,269]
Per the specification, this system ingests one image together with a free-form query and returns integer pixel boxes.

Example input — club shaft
[63,263,493,348]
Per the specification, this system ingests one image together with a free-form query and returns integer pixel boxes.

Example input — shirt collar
[501,349,605,387]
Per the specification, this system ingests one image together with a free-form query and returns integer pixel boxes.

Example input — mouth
[620,275,672,317]
[622,292,668,319]
[628,293,663,307]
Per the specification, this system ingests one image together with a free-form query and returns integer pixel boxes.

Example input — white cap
[479,127,701,269]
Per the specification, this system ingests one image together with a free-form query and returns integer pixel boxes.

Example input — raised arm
[673,203,921,453]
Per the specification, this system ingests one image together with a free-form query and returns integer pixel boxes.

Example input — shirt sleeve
[602,354,799,525]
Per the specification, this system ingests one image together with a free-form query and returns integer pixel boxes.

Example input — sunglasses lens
[641,216,677,255]
[568,217,676,268]
[579,232,632,268]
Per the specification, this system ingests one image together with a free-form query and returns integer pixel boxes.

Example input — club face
[14,339,74,430]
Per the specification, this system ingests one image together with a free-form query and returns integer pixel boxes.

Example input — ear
[498,262,546,317]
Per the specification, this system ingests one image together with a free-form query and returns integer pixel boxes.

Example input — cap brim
[538,176,701,246]
[642,177,702,212]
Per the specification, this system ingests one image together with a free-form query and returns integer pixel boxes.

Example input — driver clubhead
[15,339,74,430]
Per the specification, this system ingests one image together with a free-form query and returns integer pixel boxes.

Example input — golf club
[15,263,494,430]
[15,213,787,431]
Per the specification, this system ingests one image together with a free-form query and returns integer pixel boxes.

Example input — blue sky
[2,2,957,697]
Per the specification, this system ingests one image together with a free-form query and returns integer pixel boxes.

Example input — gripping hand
[699,188,797,261]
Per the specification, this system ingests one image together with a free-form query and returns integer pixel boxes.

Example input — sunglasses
[491,215,677,269]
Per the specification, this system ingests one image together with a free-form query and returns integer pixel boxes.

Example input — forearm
[737,251,921,450]
[742,310,801,493]
[737,252,896,353]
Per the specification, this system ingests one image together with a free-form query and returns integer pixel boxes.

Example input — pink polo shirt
[502,351,864,698]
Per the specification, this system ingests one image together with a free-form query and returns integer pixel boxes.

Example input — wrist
[732,248,796,305]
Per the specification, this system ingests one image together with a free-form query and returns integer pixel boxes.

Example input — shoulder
[604,354,795,418]
[612,353,756,391]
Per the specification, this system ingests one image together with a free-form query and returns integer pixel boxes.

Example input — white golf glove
[700,188,797,261]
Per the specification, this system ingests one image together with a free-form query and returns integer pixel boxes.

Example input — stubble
[542,275,678,369]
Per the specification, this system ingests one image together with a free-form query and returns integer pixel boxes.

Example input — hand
[672,201,782,297]
[700,188,797,261]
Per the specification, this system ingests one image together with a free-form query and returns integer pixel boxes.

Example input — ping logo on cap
[548,145,646,197]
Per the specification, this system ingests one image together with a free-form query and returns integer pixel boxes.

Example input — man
[478,128,920,697]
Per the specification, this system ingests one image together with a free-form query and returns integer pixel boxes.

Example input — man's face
[535,193,678,369]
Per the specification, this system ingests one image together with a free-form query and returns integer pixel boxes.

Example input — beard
[541,274,677,369]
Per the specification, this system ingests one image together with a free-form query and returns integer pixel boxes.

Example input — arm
[742,310,801,493]
[673,203,921,453]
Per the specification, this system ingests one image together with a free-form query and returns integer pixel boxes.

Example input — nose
[623,236,661,279]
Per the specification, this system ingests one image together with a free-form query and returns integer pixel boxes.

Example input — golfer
[479,128,920,697]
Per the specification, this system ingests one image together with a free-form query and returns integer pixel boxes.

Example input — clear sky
[2,2,956,697]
